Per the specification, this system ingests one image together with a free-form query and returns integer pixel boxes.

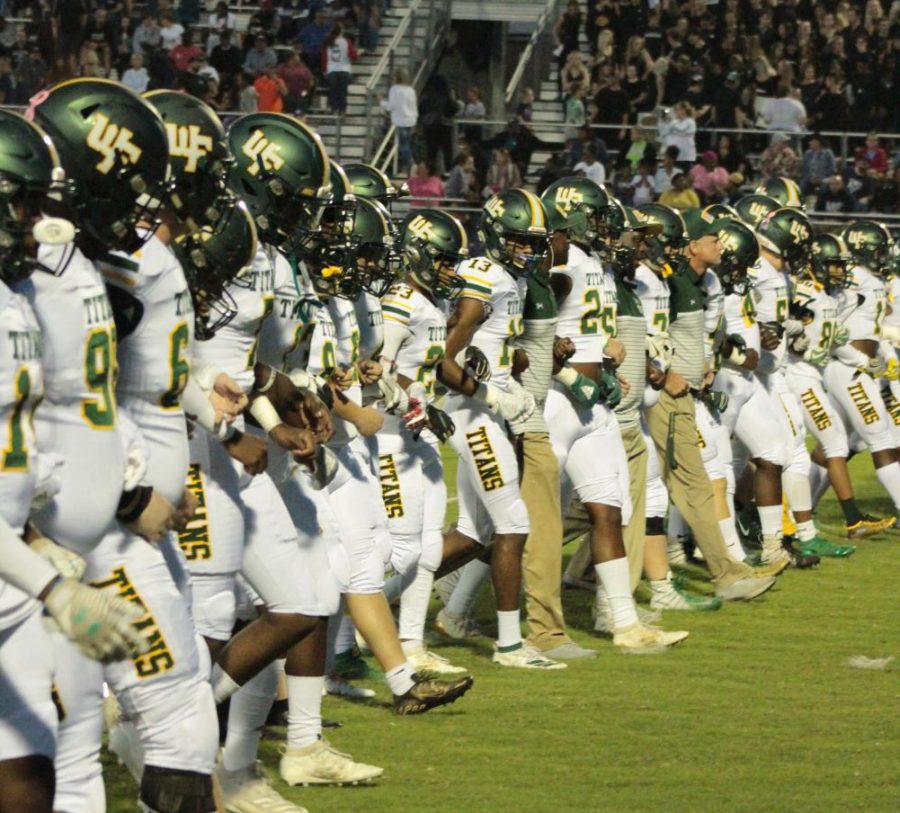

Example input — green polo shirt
[666,259,707,389]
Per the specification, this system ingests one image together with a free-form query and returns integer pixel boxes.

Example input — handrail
[504,0,563,106]
[364,0,424,96]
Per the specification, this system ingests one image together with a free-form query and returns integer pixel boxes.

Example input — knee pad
[140,765,215,813]
[140,681,218,774]
[645,516,665,536]
[492,496,530,536]
[192,579,237,642]
[389,534,422,576]
[418,530,443,573]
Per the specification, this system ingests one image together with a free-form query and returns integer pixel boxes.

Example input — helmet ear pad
[405,244,421,263]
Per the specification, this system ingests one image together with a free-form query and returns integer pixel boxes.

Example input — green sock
[840,498,863,525]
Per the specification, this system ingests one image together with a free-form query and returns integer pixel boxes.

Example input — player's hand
[223,430,268,475]
[861,355,888,378]
[425,404,455,442]
[211,373,248,423]
[759,322,781,351]
[646,358,666,388]
[464,346,491,382]
[330,365,354,391]
[663,370,690,398]
[127,490,176,543]
[31,536,86,580]
[270,424,317,461]
[512,348,530,377]
[553,336,576,370]
[357,359,383,385]
[742,348,759,371]
[43,578,148,663]
[603,338,626,368]
[173,488,199,532]
[617,374,631,397]
[299,391,335,443]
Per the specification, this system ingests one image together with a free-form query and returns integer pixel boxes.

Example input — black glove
[420,404,456,443]
[465,346,492,382]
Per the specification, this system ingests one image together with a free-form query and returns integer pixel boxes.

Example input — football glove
[884,356,900,381]
[598,370,623,409]
[423,404,456,442]
[702,390,729,414]
[860,356,888,378]
[554,366,601,410]
[832,324,850,347]
[724,333,748,366]
[462,345,492,382]
[31,537,86,580]
[803,343,831,368]
[474,380,535,422]
[645,332,673,373]
[788,331,810,355]
[43,578,148,663]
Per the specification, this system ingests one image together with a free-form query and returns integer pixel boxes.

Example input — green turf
[105,452,899,813]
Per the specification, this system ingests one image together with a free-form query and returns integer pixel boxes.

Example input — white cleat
[279,739,383,787]
[404,643,469,676]
[434,608,483,640]
[613,622,689,654]
[217,760,308,813]
[324,676,376,699]
[492,643,567,670]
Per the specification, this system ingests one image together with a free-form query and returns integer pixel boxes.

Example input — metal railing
[363,0,452,163]
[504,0,563,107]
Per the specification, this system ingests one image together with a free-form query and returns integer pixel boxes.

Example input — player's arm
[247,364,320,460]
[436,297,484,396]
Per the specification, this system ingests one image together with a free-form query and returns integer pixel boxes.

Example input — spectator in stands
[170,29,202,75]
[536,153,567,197]
[874,164,900,214]
[815,175,857,214]
[254,64,286,112]
[445,151,480,207]
[0,56,11,104]
[211,29,241,91]
[84,7,115,73]
[563,83,586,150]
[358,2,381,53]
[560,50,590,100]
[248,0,280,41]
[654,145,680,195]
[300,10,331,73]
[689,150,730,203]
[554,0,582,72]
[380,67,418,174]
[844,157,876,212]
[715,134,748,178]
[132,14,161,57]
[461,86,486,144]
[629,159,658,206]
[56,0,87,60]
[46,55,75,86]
[78,45,102,77]
[482,118,551,181]
[573,142,605,186]
[621,126,654,173]
[408,160,445,208]
[811,73,851,132]
[122,51,149,93]
[322,23,355,115]
[857,132,889,180]
[569,125,608,170]
[484,148,522,197]
[592,69,630,149]
[236,72,259,112]
[516,87,534,123]
[763,83,807,132]
[622,63,650,113]
[209,1,236,33]
[0,18,15,53]
[419,72,457,175]
[760,133,798,180]
[659,101,696,169]
[159,12,184,52]
[622,34,655,79]
[111,15,136,77]
[800,133,836,197]
[279,49,315,115]
[659,169,700,211]
[244,34,277,78]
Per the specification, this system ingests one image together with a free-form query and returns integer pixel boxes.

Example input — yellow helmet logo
[484,196,505,219]
[241,130,285,177]
[86,113,142,175]
[553,186,584,215]
[407,214,436,242]
[166,123,213,173]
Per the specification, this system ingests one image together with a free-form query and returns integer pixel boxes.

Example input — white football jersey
[98,236,195,504]
[789,279,839,381]
[553,243,617,362]
[192,245,275,393]
[18,245,125,552]
[842,264,887,342]
[752,256,790,372]
[355,291,384,359]
[0,283,44,630]
[455,256,525,392]
[635,263,670,334]
[701,269,724,363]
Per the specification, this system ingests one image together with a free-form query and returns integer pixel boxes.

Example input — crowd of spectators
[540,0,900,215]
[0,0,388,115]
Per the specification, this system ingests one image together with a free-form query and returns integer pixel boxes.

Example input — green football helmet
[346,197,400,298]
[810,233,852,293]
[540,176,610,251]
[701,203,740,222]
[735,194,779,228]
[479,189,550,276]
[755,176,804,209]
[0,110,75,283]
[400,208,468,299]
[841,220,895,277]
[27,78,171,256]
[227,113,331,258]
[756,207,814,272]
[321,161,357,244]
[633,203,687,271]
[344,162,408,208]
[144,90,234,231]
[172,200,258,340]
[714,220,758,295]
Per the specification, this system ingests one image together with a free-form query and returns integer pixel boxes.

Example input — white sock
[211,663,241,705]
[384,662,416,696]
[223,663,278,772]
[495,609,521,649]
[333,612,356,655]
[758,504,783,539]
[594,559,639,630]
[286,675,323,750]
[398,566,434,643]
[875,461,900,512]
[445,559,491,617]
[718,516,746,562]
[667,504,688,543]
[783,470,813,514]
[795,519,816,542]
[808,462,830,508]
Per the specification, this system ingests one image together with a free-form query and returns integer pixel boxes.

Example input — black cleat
[392,673,474,715]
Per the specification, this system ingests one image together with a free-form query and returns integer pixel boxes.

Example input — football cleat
[613,622,689,653]
[216,760,308,813]
[751,557,790,578]
[795,535,856,558]
[434,608,483,640]
[279,739,383,787]
[403,642,469,676]
[492,643,567,670]
[846,514,896,540]
[780,538,821,569]
[649,579,723,611]
[392,673,474,714]
[332,646,377,680]
[324,677,375,700]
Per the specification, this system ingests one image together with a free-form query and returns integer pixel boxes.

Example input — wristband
[472,382,497,409]
[249,395,283,434]
[116,485,154,524]
[256,366,278,394]
[554,366,579,387]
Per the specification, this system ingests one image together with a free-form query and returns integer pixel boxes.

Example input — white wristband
[554,366,578,387]
[256,366,278,394]
[249,395,283,434]
[472,382,498,409]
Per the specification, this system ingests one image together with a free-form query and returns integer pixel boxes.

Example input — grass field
[106,451,899,813]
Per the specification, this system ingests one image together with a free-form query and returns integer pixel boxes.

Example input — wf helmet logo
[406,214,436,242]
[242,130,285,177]
[484,196,506,219]
[554,186,583,215]
[86,113,142,175]
[166,124,213,173]
[789,219,810,243]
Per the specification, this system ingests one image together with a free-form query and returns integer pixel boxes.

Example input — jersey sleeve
[381,284,416,327]
[456,261,495,304]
